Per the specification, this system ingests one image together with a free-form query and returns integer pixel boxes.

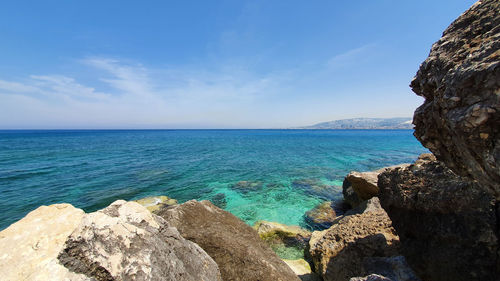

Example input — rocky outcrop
[343,165,409,207]
[0,204,88,280]
[134,195,177,213]
[0,201,222,281]
[59,200,222,281]
[157,200,300,281]
[410,0,500,199]
[378,155,498,281]
[304,201,337,229]
[308,198,402,281]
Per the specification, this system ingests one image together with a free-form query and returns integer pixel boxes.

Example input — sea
[0,129,427,232]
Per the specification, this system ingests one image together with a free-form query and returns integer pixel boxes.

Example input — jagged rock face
[378,156,498,281]
[59,200,222,281]
[157,200,301,281]
[308,198,402,281]
[410,0,500,199]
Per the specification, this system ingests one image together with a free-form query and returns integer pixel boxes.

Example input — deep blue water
[0,129,427,230]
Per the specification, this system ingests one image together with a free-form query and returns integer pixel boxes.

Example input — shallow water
[0,129,427,230]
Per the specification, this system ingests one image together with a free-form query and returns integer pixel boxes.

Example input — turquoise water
[0,129,427,230]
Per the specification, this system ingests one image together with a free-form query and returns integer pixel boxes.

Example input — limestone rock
[0,204,88,281]
[378,156,498,281]
[134,195,177,213]
[410,0,500,199]
[157,200,300,281]
[309,198,400,281]
[59,200,222,281]
[283,259,321,281]
[304,201,337,229]
[343,165,409,207]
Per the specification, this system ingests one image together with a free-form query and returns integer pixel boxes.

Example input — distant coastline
[292,117,413,130]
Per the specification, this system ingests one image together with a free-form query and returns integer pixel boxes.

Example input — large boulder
[0,201,222,281]
[59,200,222,281]
[343,165,409,207]
[410,0,500,199]
[308,198,403,281]
[0,204,88,281]
[157,200,300,281]
[378,155,498,281]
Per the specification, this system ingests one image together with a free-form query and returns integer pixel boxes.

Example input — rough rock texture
[134,195,178,213]
[378,155,498,281]
[157,200,300,281]
[254,220,311,242]
[304,201,337,229]
[283,259,321,281]
[410,0,500,199]
[349,274,392,281]
[58,200,222,281]
[343,165,409,207]
[308,198,401,281]
[0,204,88,281]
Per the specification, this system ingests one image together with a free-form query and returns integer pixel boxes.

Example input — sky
[0,0,476,129]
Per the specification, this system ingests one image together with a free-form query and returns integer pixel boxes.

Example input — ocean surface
[0,129,427,231]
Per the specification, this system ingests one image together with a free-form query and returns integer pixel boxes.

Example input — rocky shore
[0,0,498,280]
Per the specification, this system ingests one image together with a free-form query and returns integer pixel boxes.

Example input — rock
[304,201,337,229]
[283,259,321,281]
[378,156,498,281]
[308,198,401,281]
[293,179,342,201]
[362,256,420,281]
[58,200,222,281]
[254,220,311,259]
[157,200,300,281]
[231,180,263,193]
[343,165,409,207]
[211,193,227,209]
[0,204,88,281]
[349,274,393,281]
[134,195,177,213]
[410,0,500,199]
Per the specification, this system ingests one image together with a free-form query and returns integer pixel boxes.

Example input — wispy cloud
[0,57,294,128]
[326,43,376,69]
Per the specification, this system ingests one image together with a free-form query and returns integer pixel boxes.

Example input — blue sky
[0,0,475,129]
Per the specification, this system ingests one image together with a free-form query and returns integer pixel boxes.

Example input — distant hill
[294,117,413,129]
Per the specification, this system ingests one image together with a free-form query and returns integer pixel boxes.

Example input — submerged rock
[378,155,498,281]
[410,0,500,199]
[211,193,227,209]
[157,200,300,281]
[283,259,321,281]
[292,179,341,201]
[231,180,263,192]
[0,204,88,280]
[134,195,178,213]
[308,198,401,281]
[304,201,337,229]
[254,220,311,259]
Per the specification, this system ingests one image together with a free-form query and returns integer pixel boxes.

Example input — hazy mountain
[294,117,413,129]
